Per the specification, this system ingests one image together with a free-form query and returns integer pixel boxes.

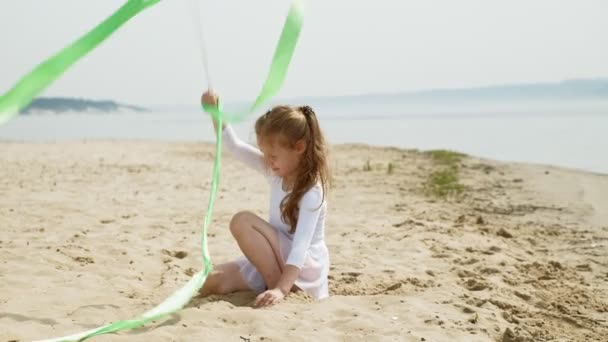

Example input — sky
[1,0,607,107]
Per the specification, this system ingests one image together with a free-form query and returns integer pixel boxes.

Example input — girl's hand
[254,288,285,308]
[201,90,218,106]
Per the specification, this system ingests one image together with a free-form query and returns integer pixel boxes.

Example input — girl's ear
[294,139,306,154]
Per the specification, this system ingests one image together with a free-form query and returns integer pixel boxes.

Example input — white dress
[222,125,330,300]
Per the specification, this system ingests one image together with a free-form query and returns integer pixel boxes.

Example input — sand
[1,141,607,341]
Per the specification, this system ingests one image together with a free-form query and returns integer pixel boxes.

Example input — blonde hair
[255,105,330,233]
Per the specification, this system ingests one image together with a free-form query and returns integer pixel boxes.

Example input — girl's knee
[229,210,255,236]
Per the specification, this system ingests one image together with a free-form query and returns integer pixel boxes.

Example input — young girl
[199,91,330,307]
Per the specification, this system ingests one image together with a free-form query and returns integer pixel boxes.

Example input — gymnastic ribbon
[0,0,304,341]
[0,0,160,125]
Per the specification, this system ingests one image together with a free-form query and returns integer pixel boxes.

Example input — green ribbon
[0,1,304,341]
[206,0,304,122]
[0,0,161,125]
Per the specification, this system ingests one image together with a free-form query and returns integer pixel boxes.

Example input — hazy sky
[1,0,607,106]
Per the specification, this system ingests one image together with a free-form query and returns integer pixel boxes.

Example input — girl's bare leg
[229,211,285,289]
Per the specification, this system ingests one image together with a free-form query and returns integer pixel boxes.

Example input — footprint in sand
[514,290,532,301]
[455,266,491,291]
[497,228,514,238]
[463,278,489,291]
[339,271,361,284]
[161,249,188,259]
[72,256,95,265]
[454,257,480,265]
[423,316,445,326]
[481,246,502,255]
[457,269,477,278]
[479,267,501,275]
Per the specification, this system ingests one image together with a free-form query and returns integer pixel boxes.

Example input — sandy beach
[1,141,607,341]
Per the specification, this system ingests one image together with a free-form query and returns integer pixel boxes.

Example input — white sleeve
[285,187,323,269]
[222,124,268,177]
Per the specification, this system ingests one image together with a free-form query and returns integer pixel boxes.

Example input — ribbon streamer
[0,0,160,125]
[3,1,306,341]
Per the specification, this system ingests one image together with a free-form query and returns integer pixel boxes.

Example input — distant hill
[21,97,147,114]
[285,78,608,105]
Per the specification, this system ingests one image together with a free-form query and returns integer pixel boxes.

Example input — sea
[1,98,607,174]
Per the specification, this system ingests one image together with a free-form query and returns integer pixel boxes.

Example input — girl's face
[257,134,306,178]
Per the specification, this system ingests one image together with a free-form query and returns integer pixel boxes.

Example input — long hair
[255,105,330,233]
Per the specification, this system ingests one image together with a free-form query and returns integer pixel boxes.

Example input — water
[1,106,607,174]
[323,114,608,174]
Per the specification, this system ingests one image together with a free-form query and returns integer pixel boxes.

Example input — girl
[199,90,330,307]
